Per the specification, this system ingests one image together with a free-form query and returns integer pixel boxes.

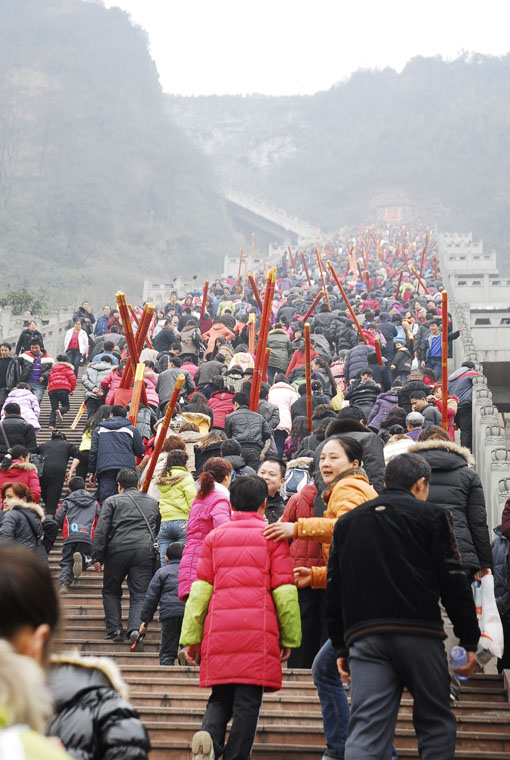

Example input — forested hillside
[0,0,236,303]
[167,54,510,269]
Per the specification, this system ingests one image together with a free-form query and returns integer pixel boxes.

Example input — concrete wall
[0,308,73,357]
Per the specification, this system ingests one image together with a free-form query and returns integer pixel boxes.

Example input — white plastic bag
[473,574,504,660]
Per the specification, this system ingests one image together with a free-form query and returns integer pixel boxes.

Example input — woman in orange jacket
[202,319,235,360]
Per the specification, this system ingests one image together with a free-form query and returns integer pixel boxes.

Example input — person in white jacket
[64,321,89,376]
[268,374,299,458]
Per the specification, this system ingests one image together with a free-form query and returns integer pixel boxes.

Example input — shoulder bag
[124,491,161,575]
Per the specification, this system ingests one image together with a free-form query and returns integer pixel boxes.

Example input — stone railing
[0,308,74,357]
[447,296,510,531]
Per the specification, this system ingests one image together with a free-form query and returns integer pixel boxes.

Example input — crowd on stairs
[0,222,509,760]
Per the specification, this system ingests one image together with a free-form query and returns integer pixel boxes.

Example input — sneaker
[191,730,215,760]
[58,585,70,595]
[56,409,64,423]
[105,629,124,642]
[72,552,83,579]
[49,425,57,431]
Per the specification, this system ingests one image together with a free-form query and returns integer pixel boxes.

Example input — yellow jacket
[294,469,377,588]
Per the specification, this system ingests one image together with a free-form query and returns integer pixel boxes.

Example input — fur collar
[3,498,45,520]
[287,457,313,470]
[407,439,475,466]
[157,467,190,486]
[1,459,36,472]
[322,466,369,502]
[50,651,128,699]
[54,361,74,370]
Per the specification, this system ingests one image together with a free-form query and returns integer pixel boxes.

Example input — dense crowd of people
[0,222,508,760]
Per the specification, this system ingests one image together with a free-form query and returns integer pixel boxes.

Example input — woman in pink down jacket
[178,457,232,601]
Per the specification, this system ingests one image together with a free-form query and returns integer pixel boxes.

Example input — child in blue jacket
[139,542,185,664]
[55,476,100,593]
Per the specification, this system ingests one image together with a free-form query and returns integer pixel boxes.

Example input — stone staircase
[38,377,510,759]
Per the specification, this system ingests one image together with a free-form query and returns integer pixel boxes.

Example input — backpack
[191,328,202,348]
[283,459,313,500]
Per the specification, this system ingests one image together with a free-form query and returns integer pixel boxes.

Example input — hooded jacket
[281,483,324,569]
[0,460,41,505]
[47,653,150,760]
[258,399,280,431]
[180,322,201,356]
[1,388,40,431]
[207,390,234,429]
[222,454,255,481]
[156,466,197,522]
[55,488,100,543]
[140,558,185,621]
[366,391,399,431]
[266,329,292,371]
[407,440,492,573]
[81,361,115,400]
[89,417,145,475]
[268,382,299,434]
[0,414,37,457]
[195,359,224,388]
[100,367,123,405]
[202,323,235,357]
[343,343,373,382]
[344,379,381,418]
[178,485,231,600]
[47,362,77,393]
[327,316,357,352]
[0,498,45,549]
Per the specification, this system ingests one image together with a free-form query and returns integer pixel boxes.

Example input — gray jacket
[266,329,292,371]
[92,488,160,562]
[224,406,271,449]
[81,361,114,400]
[156,367,195,403]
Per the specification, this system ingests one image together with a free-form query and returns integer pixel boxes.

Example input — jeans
[59,541,91,586]
[96,469,120,505]
[427,357,442,377]
[158,520,187,566]
[29,381,45,403]
[67,348,81,376]
[49,389,70,426]
[273,429,287,459]
[346,635,454,760]
[160,615,183,665]
[102,546,154,636]
[312,639,350,758]
[202,683,264,760]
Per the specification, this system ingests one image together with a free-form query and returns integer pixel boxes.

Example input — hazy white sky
[104,0,510,95]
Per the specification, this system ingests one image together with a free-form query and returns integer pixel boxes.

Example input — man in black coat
[92,469,160,645]
[326,453,479,759]
[0,402,37,459]
[224,392,271,470]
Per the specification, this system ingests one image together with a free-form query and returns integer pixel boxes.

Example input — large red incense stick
[433,253,438,280]
[304,323,313,432]
[441,291,449,431]
[416,235,429,295]
[315,245,331,310]
[301,252,312,286]
[200,280,209,319]
[129,363,146,425]
[374,339,383,366]
[302,290,325,323]
[327,261,367,344]
[141,375,185,492]
[248,274,263,311]
[249,270,275,411]
[235,248,243,296]
[116,292,148,406]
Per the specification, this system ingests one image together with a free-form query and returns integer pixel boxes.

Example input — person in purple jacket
[405,411,425,440]
[177,457,232,601]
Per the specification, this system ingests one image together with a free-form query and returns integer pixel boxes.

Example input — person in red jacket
[281,479,326,668]
[47,354,77,429]
[285,339,319,377]
[180,475,301,760]
[0,445,41,506]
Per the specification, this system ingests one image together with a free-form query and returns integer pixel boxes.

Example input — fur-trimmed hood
[0,458,36,473]
[2,498,45,520]
[49,651,128,705]
[157,466,190,487]
[287,456,313,471]
[407,439,475,467]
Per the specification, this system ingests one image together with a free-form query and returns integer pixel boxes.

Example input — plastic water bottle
[450,646,469,681]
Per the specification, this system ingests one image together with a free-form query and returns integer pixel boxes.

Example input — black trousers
[85,395,105,419]
[202,683,264,760]
[67,348,81,377]
[49,389,70,426]
[59,540,91,586]
[240,445,262,471]
[160,615,183,665]
[102,547,153,636]
[288,586,327,669]
[455,405,472,450]
[41,476,64,516]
